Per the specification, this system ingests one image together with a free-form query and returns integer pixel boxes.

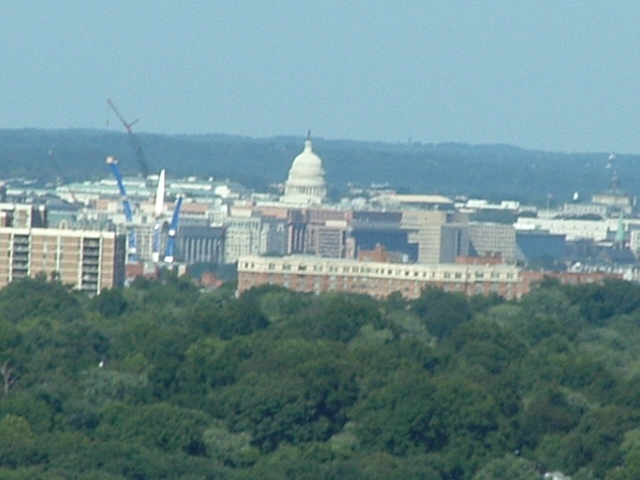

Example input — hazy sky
[2,1,639,153]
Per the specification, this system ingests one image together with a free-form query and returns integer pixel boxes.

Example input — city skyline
[2,1,639,154]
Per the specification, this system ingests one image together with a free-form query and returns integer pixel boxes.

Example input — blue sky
[1,1,639,153]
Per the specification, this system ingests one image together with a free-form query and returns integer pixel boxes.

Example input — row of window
[250,261,517,281]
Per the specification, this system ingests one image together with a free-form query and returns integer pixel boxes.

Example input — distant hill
[1,128,639,205]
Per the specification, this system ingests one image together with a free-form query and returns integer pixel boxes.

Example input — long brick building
[237,254,618,300]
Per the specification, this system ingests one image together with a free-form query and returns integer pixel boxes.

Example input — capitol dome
[281,138,327,205]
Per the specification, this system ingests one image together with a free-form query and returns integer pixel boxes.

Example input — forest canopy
[1,274,640,479]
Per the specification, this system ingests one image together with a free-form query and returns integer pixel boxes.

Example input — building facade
[237,255,618,301]
[469,223,517,262]
[238,255,526,299]
[0,227,125,294]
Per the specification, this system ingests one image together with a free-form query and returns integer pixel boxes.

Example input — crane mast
[49,149,78,203]
[107,98,150,178]
[106,156,137,263]
[164,195,183,263]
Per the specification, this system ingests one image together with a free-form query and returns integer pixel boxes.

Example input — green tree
[0,276,82,325]
[518,387,585,449]
[0,415,38,468]
[203,420,259,467]
[82,368,150,407]
[217,339,358,452]
[353,368,441,455]
[89,288,128,318]
[448,319,527,376]
[536,405,640,477]
[189,289,269,340]
[96,403,211,455]
[285,292,387,343]
[606,429,640,480]
[472,454,540,480]
[410,287,473,340]
[563,279,640,327]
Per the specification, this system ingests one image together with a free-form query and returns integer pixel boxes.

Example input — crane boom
[107,98,150,178]
[49,150,78,203]
[106,156,137,263]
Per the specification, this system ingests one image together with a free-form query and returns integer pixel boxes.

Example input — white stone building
[281,138,327,205]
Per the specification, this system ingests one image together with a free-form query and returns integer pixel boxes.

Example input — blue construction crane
[164,195,184,263]
[106,156,137,263]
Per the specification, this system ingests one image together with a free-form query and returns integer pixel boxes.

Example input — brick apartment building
[0,227,125,294]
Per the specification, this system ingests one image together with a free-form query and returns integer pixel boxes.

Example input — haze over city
[2,1,639,154]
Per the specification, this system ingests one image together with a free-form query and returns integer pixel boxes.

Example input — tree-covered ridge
[2,275,640,479]
[2,128,640,203]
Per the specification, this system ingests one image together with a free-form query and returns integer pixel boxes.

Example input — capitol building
[281,136,327,205]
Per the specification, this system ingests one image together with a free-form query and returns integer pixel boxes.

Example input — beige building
[0,227,125,294]
[401,210,469,263]
[237,255,619,301]
[0,203,47,228]
[469,223,517,262]
[238,254,526,299]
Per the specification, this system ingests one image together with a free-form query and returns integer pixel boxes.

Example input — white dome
[287,140,325,186]
[281,139,327,205]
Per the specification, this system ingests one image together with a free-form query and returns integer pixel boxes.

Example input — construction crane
[107,98,150,178]
[164,195,184,263]
[48,149,78,203]
[106,156,138,263]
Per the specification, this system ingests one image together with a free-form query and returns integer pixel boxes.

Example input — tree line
[2,128,639,203]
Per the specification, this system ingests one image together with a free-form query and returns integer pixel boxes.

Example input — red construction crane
[107,98,150,178]
[49,149,78,203]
